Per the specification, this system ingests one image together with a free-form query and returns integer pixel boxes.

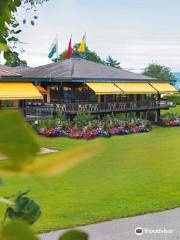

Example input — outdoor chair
[57,104,66,112]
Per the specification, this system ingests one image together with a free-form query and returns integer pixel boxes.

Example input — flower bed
[35,119,152,140]
[160,118,180,127]
[159,113,180,127]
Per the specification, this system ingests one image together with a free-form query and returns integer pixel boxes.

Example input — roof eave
[0,75,170,84]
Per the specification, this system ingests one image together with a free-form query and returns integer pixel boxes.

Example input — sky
[9,0,180,72]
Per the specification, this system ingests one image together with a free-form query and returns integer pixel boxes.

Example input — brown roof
[22,58,157,82]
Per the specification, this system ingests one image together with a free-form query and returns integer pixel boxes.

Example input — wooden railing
[25,100,176,117]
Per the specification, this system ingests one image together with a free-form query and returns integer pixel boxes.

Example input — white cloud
[7,0,180,72]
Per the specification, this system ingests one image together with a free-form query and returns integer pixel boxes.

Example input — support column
[13,100,19,109]
[47,86,51,103]
[104,95,107,103]
[97,95,101,103]
[134,94,137,102]
[133,94,137,109]
[19,100,26,116]
[155,93,161,123]
[145,111,148,120]
[136,111,140,118]
[155,109,160,123]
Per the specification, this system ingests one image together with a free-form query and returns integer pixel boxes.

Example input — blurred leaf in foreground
[0,111,39,170]
[59,230,88,240]
[0,220,38,240]
[5,191,41,225]
[0,111,104,176]
[24,141,103,176]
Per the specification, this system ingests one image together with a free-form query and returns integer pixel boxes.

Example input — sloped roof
[11,66,32,74]
[22,58,157,82]
[0,64,31,76]
[0,69,20,77]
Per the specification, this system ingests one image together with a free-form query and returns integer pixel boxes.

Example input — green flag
[48,38,58,59]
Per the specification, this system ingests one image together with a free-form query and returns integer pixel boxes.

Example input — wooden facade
[0,58,177,122]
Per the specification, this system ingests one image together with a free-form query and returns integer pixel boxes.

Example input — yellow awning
[0,82,43,100]
[150,83,178,94]
[115,83,157,94]
[86,82,122,95]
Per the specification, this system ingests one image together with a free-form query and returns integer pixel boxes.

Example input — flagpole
[84,32,86,43]
[56,35,58,60]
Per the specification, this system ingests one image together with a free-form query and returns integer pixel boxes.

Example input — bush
[34,118,59,129]
[162,94,180,105]
[56,110,66,123]
[73,111,94,130]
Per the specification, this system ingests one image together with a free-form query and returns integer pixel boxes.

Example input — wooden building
[0,58,177,121]
[0,65,43,110]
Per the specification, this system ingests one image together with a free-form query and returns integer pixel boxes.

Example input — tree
[56,43,104,63]
[105,56,120,68]
[0,0,48,61]
[143,63,176,85]
[5,51,27,67]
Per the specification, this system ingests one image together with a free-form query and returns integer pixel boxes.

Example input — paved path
[39,208,180,240]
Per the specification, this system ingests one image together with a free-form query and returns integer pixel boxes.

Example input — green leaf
[7,194,41,225]
[0,220,38,240]
[6,195,41,225]
[7,37,18,42]
[0,111,104,176]
[59,230,88,240]
[0,42,8,51]
[3,50,14,61]
[0,111,39,171]
[12,23,20,28]
[13,0,21,8]
[14,29,22,34]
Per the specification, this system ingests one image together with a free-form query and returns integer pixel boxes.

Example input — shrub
[73,111,94,130]
[34,118,59,129]
[56,110,66,123]
[162,94,180,105]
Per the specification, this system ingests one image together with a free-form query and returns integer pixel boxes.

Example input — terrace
[25,100,176,118]
[0,59,178,123]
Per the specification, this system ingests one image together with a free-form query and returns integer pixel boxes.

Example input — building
[0,57,177,121]
[0,65,42,110]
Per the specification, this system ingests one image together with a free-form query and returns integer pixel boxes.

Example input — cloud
[10,0,180,72]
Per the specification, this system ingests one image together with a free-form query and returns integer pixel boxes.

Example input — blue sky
[14,0,180,71]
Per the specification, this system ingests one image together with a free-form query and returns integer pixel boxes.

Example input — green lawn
[1,123,180,233]
[161,105,180,114]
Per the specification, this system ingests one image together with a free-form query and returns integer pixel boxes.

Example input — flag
[66,37,73,59]
[48,37,58,59]
[77,35,86,53]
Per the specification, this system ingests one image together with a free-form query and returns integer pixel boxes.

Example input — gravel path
[39,208,180,240]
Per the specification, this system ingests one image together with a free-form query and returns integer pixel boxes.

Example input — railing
[25,100,176,118]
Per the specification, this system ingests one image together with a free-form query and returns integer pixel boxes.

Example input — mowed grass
[0,122,180,233]
[161,105,180,114]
